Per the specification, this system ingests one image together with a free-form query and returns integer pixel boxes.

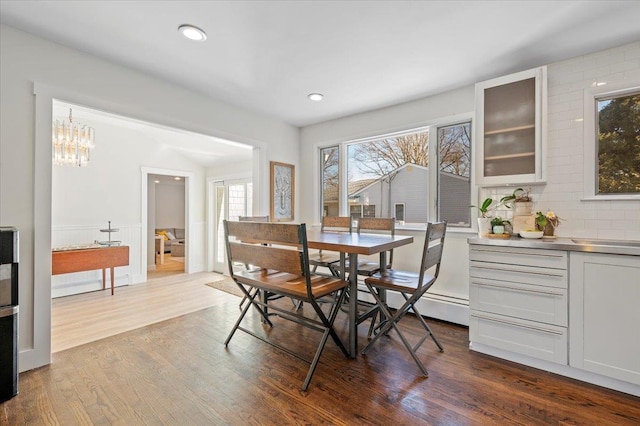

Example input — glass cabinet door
[475,66,546,185]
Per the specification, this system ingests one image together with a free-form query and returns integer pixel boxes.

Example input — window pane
[438,122,471,227]
[227,184,245,220]
[597,93,640,194]
[347,131,429,223]
[321,146,339,217]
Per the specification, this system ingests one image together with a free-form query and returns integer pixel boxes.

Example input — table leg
[348,252,358,358]
[102,268,106,290]
[110,266,115,295]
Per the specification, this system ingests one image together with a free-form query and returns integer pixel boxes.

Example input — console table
[52,245,129,295]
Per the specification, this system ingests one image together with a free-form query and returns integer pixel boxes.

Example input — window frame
[583,81,640,201]
[316,112,474,231]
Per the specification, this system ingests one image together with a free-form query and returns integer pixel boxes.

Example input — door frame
[142,168,193,281]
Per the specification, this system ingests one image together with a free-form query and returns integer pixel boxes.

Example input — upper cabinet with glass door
[475,66,547,186]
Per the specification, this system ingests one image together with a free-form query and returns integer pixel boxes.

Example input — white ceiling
[2,1,640,128]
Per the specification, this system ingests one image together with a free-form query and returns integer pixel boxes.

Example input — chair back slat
[226,221,301,246]
[418,221,447,286]
[239,215,270,223]
[321,216,352,233]
[358,217,395,233]
[228,242,303,275]
[423,243,443,271]
[358,217,395,267]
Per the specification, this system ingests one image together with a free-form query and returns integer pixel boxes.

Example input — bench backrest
[224,220,308,277]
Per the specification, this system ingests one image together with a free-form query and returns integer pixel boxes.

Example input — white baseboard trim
[356,284,469,326]
[470,342,640,397]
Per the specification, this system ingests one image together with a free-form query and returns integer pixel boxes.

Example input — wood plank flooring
[52,258,222,352]
[5,284,640,425]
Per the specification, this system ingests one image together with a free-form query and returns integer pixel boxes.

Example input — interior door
[212,179,252,273]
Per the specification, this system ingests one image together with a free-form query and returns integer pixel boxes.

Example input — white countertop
[468,236,640,256]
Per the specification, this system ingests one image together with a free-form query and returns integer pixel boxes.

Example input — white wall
[155,183,186,229]
[0,24,298,371]
[300,86,476,325]
[299,41,640,326]
[49,114,197,298]
[484,41,640,240]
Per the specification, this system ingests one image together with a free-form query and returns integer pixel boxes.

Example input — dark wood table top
[306,229,413,255]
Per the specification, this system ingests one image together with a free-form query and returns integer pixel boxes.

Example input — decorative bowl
[519,230,543,239]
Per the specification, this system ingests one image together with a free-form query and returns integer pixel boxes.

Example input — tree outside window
[597,93,640,195]
[338,121,471,226]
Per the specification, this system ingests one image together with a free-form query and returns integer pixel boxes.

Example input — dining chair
[223,220,349,390]
[309,216,352,277]
[237,216,271,311]
[350,217,396,276]
[361,221,447,377]
[335,217,396,335]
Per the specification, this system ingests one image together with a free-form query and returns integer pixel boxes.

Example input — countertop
[468,236,640,256]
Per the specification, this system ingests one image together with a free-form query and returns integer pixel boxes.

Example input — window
[584,83,640,199]
[394,203,405,222]
[437,122,472,227]
[596,92,640,195]
[320,146,339,217]
[320,115,472,227]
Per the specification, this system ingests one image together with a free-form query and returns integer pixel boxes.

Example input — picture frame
[270,161,295,222]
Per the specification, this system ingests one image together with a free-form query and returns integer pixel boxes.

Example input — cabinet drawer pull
[471,264,564,278]
[471,313,564,335]
[471,280,564,296]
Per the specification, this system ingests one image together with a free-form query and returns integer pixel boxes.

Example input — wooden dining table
[306,229,414,357]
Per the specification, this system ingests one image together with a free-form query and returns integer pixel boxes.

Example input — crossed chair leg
[225,282,349,391]
[361,285,443,376]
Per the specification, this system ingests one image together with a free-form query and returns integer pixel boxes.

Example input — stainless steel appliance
[0,226,18,402]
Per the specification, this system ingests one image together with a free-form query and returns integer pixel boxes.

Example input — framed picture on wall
[270,161,295,222]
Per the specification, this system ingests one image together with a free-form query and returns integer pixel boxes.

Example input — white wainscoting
[51,223,142,298]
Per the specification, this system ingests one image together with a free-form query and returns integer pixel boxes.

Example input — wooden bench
[223,220,349,391]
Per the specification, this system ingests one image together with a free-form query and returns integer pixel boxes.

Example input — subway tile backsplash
[480,42,640,240]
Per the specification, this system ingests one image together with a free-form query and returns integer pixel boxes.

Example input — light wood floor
[52,255,225,353]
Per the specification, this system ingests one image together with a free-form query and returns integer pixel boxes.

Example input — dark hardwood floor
[3,291,639,425]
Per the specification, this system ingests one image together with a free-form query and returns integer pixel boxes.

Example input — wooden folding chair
[344,217,395,277]
[361,221,447,376]
[309,216,352,277]
[223,220,349,390]
[333,217,395,335]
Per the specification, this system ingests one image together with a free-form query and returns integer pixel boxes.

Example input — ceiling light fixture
[308,93,324,101]
[52,108,95,167]
[174,177,182,180]
[178,24,207,42]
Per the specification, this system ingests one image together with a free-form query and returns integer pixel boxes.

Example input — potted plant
[470,198,495,236]
[490,217,511,235]
[500,187,534,215]
[535,211,561,236]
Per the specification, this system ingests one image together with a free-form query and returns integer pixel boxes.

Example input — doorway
[148,173,186,278]
[211,178,253,273]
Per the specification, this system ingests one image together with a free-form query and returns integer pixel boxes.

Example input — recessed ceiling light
[308,93,324,101]
[154,180,160,184]
[174,176,182,180]
[178,24,207,42]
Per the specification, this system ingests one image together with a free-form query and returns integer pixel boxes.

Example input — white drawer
[470,262,567,289]
[470,278,567,326]
[470,246,567,269]
[470,311,568,364]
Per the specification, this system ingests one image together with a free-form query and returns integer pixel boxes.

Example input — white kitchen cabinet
[474,66,547,186]
[469,245,568,363]
[569,252,640,386]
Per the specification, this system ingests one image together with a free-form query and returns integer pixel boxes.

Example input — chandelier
[52,108,95,167]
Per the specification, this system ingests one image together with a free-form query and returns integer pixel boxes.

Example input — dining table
[306,229,414,357]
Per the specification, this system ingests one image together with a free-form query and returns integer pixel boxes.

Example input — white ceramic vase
[477,217,492,237]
